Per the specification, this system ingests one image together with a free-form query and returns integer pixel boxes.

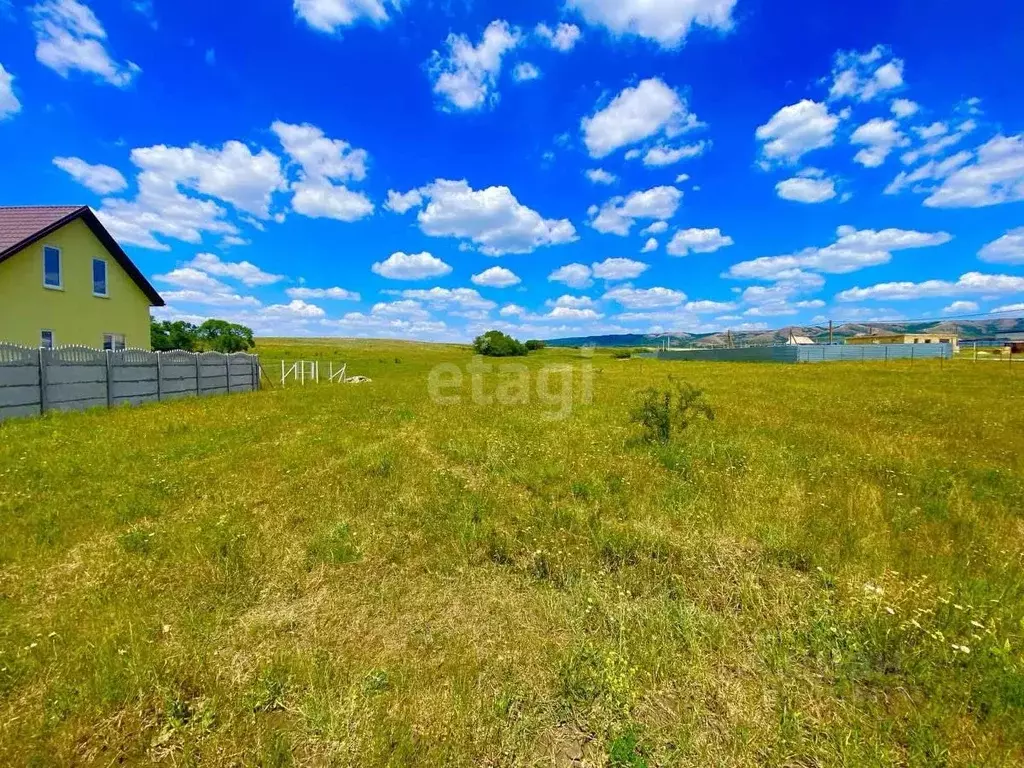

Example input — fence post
[195,353,201,395]
[911,346,915,366]
[225,353,231,393]
[105,350,113,407]
[38,348,49,415]
[156,352,164,401]
[281,360,285,387]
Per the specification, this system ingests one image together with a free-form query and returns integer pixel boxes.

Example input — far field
[1,340,1023,766]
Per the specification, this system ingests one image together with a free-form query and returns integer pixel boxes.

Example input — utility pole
[829,319,833,345]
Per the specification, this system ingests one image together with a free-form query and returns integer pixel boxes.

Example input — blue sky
[1,0,1023,341]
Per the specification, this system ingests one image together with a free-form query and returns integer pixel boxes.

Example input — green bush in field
[525,339,545,351]
[151,318,255,352]
[612,350,632,359]
[472,330,528,357]
[197,319,255,353]
[307,522,360,566]
[630,379,714,443]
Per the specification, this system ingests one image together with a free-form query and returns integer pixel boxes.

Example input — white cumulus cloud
[471,266,521,288]
[592,257,649,280]
[567,0,736,48]
[31,0,140,87]
[0,64,21,120]
[756,100,840,164]
[586,168,617,185]
[922,134,1024,208]
[589,185,682,235]
[775,168,837,203]
[548,263,593,289]
[978,227,1024,265]
[272,120,373,222]
[293,0,402,33]
[513,62,540,82]
[603,285,687,309]
[535,22,581,51]
[728,225,952,280]
[372,251,453,280]
[643,141,707,166]
[429,20,521,111]
[582,78,701,158]
[187,253,284,286]
[837,272,1024,302]
[666,227,734,256]
[393,178,576,255]
[286,286,361,300]
[891,98,919,119]
[53,156,127,194]
[851,118,907,167]
[829,45,904,102]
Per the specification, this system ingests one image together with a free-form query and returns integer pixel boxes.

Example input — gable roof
[0,205,165,306]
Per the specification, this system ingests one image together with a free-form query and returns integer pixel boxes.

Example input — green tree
[525,339,545,351]
[472,330,527,357]
[150,320,199,351]
[196,320,255,353]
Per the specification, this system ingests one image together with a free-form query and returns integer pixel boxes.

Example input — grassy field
[1,339,1023,766]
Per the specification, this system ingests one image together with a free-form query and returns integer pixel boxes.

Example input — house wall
[847,334,959,349]
[0,219,153,349]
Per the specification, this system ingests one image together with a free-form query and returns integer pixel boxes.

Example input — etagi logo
[427,348,595,421]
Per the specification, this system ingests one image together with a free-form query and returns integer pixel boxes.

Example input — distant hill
[545,318,1024,348]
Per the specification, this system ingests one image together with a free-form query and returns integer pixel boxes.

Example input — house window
[103,333,126,351]
[40,330,54,349]
[93,258,108,296]
[43,246,62,288]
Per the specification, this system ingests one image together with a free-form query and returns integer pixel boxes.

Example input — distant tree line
[151,319,255,353]
[472,330,545,357]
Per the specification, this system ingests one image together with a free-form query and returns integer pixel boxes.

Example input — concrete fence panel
[0,344,42,420]
[0,343,260,422]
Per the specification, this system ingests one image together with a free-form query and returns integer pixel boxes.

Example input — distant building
[847,333,959,350]
[786,333,815,345]
[970,333,1024,353]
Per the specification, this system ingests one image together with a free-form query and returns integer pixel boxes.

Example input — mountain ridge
[545,318,1024,348]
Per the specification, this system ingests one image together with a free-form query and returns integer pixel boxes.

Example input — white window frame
[40,329,55,349]
[103,333,126,351]
[42,245,62,290]
[92,257,109,297]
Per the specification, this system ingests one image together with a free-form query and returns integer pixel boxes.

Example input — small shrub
[629,378,714,444]
[251,664,290,712]
[612,350,632,360]
[608,729,649,768]
[473,330,527,357]
[119,529,157,556]
[525,339,545,351]
[307,522,360,566]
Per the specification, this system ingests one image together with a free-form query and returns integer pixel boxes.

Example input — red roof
[0,205,164,306]
[0,206,85,254]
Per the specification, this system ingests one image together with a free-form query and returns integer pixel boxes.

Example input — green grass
[1,338,1023,765]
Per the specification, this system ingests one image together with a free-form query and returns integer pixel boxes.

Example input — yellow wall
[0,219,154,349]
[847,334,959,348]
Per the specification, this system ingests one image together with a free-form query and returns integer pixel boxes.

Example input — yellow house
[0,206,164,350]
